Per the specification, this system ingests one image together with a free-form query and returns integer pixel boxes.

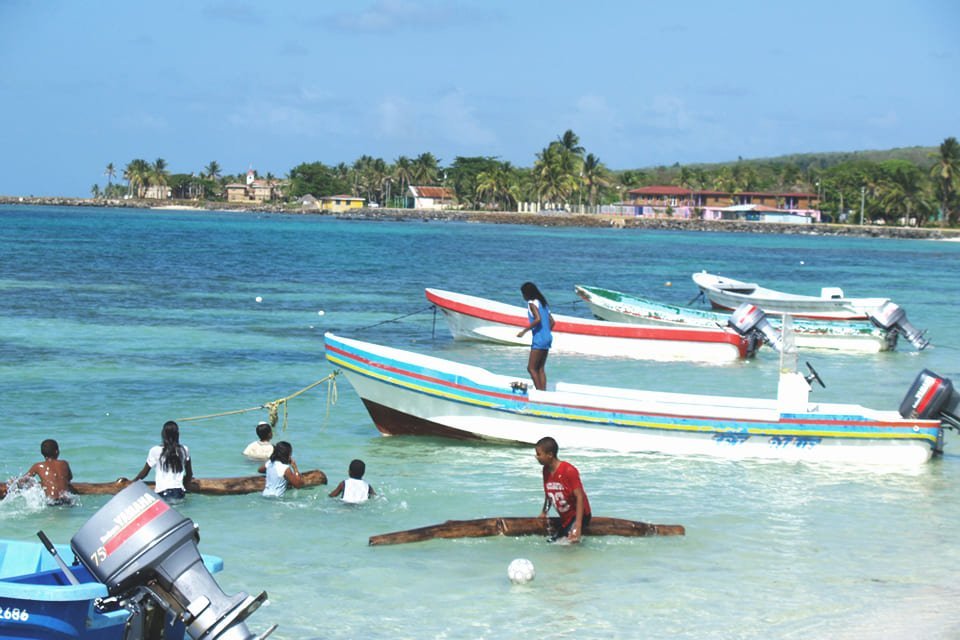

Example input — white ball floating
[507,558,535,584]
[255,296,263,303]
[317,310,325,316]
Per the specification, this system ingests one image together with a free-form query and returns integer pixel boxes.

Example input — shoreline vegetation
[3,195,959,240]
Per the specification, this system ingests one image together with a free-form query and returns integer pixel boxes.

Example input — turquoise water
[1,205,958,639]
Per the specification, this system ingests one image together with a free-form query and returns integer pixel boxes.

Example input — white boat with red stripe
[425,288,758,363]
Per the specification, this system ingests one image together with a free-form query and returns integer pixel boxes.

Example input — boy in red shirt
[535,436,591,543]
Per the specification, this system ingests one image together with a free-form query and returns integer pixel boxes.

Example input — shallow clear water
[1,205,958,639]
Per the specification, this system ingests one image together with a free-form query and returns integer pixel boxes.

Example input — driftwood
[0,469,327,499]
[369,516,685,546]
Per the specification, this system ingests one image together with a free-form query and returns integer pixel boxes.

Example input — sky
[1,0,958,197]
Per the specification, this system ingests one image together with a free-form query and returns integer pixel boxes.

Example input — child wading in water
[259,441,304,498]
[129,421,193,501]
[243,421,274,461]
[16,439,75,505]
[329,459,376,503]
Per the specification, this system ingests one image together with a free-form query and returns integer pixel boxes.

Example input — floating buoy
[255,296,263,303]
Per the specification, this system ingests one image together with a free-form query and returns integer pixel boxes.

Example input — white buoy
[255,296,263,303]
[507,558,535,584]
[317,310,325,316]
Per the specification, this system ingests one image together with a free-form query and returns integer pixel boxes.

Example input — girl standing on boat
[130,421,193,501]
[517,281,556,391]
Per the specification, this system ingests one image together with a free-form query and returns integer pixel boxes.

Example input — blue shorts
[531,336,552,350]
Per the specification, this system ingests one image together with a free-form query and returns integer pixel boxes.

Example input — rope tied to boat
[354,305,434,332]
[177,370,341,431]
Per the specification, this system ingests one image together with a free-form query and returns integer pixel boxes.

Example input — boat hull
[692,272,889,321]
[325,333,942,466]
[426,288,751,363]
[575,285,896,353]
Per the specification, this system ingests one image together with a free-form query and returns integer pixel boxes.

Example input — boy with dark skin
[535,436,591,543]
[20,439,74,504]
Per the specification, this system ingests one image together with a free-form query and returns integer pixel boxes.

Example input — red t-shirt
[543,460,591,528]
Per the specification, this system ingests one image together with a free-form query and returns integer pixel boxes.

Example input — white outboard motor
[71,482,274,640]
[868,301,929,350]
[728,303,783,353]
[899,369,960,429]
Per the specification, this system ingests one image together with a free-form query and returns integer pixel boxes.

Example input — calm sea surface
[1,205,959,639]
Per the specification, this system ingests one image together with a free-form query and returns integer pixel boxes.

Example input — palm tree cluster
[96,135,960,226]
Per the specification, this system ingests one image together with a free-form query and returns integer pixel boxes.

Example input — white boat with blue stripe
[324,333,957,466]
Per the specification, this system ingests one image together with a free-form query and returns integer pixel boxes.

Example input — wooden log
[369,516,685,546]
[0,469,327,499]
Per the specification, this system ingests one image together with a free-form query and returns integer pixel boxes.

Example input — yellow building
[319,195,366,212]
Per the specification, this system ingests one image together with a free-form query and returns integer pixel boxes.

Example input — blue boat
[0,538,222,640]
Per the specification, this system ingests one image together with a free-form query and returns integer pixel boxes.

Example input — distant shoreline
[3,195,958,240]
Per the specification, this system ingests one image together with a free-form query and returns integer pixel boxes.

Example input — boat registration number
[769,436,821,448]
[0,607,29,622]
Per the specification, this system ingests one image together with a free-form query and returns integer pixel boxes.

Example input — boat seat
[0,541,44,578]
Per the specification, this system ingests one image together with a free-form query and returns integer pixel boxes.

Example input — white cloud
[374,89,496,148]
[866,110,898,128]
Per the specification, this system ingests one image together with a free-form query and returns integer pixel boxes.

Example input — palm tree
[104,163,116,189]
[393,156,414,205]
[557,130,584,157]
[475,162,519,211]
[90,184,101,199]
[534,143,578,206]
[929,136,960,224]
[123,159,150,198]
[204,161,222,182]
[151,158,169,197]
[412,152,440,185]
[580,153,612,206]
[876,162,933,226]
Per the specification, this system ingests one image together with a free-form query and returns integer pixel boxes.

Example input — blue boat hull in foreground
[0,539,222,640]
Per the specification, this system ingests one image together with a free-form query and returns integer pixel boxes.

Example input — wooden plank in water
[0,469,327,499]
[369,516,685,546]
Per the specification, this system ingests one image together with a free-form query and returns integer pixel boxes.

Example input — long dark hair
[270,441,292,465]
[520,282,548,307]
[159,421,186,474]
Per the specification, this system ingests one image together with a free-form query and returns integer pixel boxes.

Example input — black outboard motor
[71,482,274,640]
[868,301,929,350]
[899,369,960,429]
[728,303,783,353]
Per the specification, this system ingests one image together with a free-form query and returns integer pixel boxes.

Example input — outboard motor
[728,303,783,353]
[71,482,274,639]
[899,370,960,429]
[868,301,929,350]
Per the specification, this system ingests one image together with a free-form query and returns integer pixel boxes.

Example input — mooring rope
[354,304,434,332]
[177,370,341,432]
